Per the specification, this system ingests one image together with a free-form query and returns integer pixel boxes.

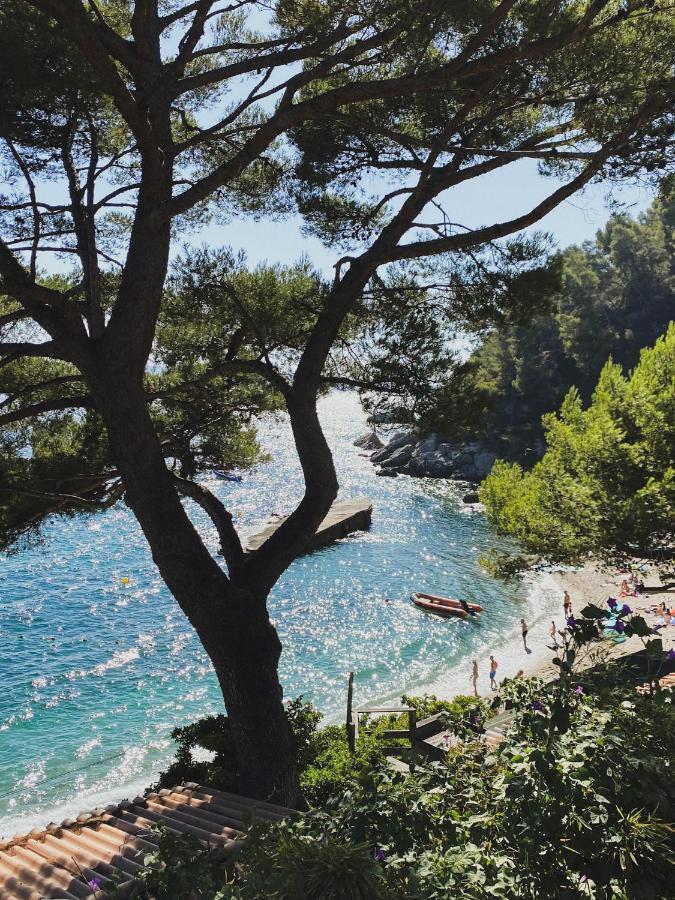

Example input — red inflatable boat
[410,592,483,619]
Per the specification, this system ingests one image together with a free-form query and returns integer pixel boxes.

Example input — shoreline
[3,561,672,839]
[467,560,675,697]
[362,560,675,706]
[403,570,562,701]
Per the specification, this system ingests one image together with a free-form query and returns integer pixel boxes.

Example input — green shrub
[111,822,231,899]
[221,832,389,900]
[153,714,239,795]
[402,693,490,736]
[154,696,387,808]
[300,725,386,807]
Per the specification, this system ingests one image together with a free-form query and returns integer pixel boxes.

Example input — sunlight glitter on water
[0,392,558,836]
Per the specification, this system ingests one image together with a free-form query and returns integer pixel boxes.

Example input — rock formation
[358,430,497,481]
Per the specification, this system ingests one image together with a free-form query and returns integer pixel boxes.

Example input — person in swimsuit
[470,659,479,696]
[563,591,572,618]
[619,579,636,598]
[550,620,559,647]
[521,618,530,652]
[489,655,498,691]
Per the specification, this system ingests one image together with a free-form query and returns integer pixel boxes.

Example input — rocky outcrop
[353,430,384,451]
[367,430,497,482]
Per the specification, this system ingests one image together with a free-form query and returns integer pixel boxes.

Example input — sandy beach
[510,560,675,691]
[411,560,675,702]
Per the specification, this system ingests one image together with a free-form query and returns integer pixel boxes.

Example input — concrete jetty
[244,498,373,554]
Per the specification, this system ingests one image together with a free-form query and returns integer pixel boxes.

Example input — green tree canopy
[481,323,675,571]
[422,179,675,459]
[1,0,674,802]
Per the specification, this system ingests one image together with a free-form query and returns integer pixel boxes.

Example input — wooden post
[408,708,417,748]
[346,671,355,753]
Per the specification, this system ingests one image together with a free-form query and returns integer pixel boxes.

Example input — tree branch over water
[1,0,673,803]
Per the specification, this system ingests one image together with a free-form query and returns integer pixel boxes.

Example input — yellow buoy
[121,577,129,584]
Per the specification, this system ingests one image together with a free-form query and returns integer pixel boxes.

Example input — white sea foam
[0,772,154,840]
[75,737,102,759]
[345,571,563,715]
[90,647,140,676]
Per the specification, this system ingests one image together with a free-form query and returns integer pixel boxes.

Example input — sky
[22,158,655,278]
[198,161,655,275]
[6,1,659,280]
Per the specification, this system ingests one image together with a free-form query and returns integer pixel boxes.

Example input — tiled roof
[0,783,292,899]
[636,671,675,695]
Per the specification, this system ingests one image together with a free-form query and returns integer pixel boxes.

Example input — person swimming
[459,598,477,617]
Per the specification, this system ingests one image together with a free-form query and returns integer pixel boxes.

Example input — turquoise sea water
[0,393,553,836]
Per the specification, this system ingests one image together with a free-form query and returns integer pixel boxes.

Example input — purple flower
[575,686,584,695]
[668,649,675,660]
[87,879,101,894]
[607,597,617,609]
[621,604,632,615]
[374,847,386,861]
[567,615,577,628]
[532,700,543,711]
[614,620,625,633]
[653,623,665,631]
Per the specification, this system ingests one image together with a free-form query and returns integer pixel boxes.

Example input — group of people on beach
[470,570,675,697]
[470,654,525,695]
[471,590,575,695]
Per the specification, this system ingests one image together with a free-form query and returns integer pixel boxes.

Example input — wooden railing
[349,705,417,759]
[345,672,445,758]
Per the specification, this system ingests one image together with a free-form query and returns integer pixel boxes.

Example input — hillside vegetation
[424,181,674,463]
[481,324,674,572]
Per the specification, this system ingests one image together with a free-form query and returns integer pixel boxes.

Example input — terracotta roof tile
[0,783,290,899]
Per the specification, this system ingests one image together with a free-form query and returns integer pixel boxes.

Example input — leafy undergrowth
[154,693,488,808]
[140,605,675,898]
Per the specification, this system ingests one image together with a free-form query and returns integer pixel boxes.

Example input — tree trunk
[88,369,300,805]
[206,592,299,804]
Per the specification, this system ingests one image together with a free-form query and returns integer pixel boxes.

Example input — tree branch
[0,394,94,426]
[0,375,84,409]
[6,141,41,278]
[26,0,154,154]
[173,474,244,576]
[62,121,104,336]
[387,86,673,262]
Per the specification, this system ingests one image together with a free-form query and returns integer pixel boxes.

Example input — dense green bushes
[422,181,675,462]
[156,694,487,809]
[481,324,675,572]
[137,607,675,899]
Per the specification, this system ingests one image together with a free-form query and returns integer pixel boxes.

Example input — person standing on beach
[470,659,479,696]
[550,620,559,647]
[520,618,530,652]
[489,655,498,691]
[563,590,572,619]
